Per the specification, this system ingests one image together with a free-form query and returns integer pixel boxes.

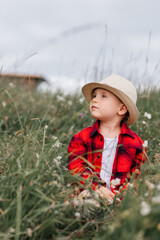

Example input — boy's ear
[118,104,128,116]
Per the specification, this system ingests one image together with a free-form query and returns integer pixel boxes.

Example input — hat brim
[82,82,139,125]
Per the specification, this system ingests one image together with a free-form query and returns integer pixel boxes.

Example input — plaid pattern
[68,120,147,193]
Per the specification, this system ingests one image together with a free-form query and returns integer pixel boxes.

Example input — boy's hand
[78,189,92,199]
[95,186,115,203]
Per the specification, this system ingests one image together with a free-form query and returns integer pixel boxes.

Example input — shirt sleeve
[68,134,93,185]
[130,144,148,177]
[118,145,147,196]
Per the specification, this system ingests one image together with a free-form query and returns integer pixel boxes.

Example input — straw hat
[82,74,139,125]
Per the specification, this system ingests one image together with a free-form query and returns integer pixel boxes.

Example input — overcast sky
[0,0,160,92]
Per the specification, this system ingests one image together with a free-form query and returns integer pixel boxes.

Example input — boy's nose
[92,99,97,103]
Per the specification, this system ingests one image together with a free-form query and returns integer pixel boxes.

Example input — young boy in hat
[68,74,147,202]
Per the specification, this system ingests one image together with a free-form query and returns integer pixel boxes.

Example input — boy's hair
[122,111,129,125]
[118,95,129,124]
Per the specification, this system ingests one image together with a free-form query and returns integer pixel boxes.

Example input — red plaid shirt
[68,120,147,193]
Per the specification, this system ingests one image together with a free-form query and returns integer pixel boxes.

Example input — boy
[68,74,147,202]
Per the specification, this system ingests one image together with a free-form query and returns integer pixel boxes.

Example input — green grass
[0,82,160,239]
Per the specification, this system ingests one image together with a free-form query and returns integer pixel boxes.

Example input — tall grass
[0,82,160,239]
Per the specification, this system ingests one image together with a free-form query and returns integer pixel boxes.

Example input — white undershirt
[100,137,118,190]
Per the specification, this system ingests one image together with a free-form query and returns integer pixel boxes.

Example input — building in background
[0,73,47,90]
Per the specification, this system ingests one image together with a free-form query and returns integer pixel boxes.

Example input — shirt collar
[90,120,101,137]
[90,120,135,139]
[120,122,135,139]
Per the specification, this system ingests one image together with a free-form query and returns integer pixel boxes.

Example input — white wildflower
[27,228,32,237]
[9,82,15,88]
[2,101,6,107]
[10,227,15,233]
[114,190,120,194]
[79,97,84,104]
[68,125,74,135]
[152,196,160,204]
[52,181,58,185]
[57,95,65,101]
[53,155,62,166]
[52,136,61,148]
[35,153,40,159]
[142,120,146,125]
[142,140,148,148]
[110,178,121,188]
[144,191,149,197]
[56,155,62,161]
[156,184,160,191]
[75,212,81,218]
[140,201,151,216]
[128,183,134,188]
[56,141,61,148]
[52,135,58,140]
[68,100,72,106]
[44,125,48,130]
[115,197,121,202]
[144,112,152,119]
[53,158,61,166]
[63,166,68,171]
[53,140,61,148]
[17,157,22,169]
[52,170,57,176]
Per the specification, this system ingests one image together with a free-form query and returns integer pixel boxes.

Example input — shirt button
[97,155,100,159]
[100,138,103,141]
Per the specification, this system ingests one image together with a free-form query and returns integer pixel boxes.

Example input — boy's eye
[92,94,96,98]
[102,94,107,98]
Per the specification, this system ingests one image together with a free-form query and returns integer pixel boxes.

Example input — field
[0,81,160,240]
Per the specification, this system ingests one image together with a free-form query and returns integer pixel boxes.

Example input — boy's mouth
[91,105,98,109]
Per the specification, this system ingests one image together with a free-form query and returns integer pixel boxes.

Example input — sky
[0,0,160,93]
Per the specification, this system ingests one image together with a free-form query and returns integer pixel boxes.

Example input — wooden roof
[0,73,46,81]
[0,72,48,89]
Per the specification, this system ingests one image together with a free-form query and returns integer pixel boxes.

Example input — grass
[0,81,160,239]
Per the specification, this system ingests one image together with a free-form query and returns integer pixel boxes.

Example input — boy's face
[90,88,126,122]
